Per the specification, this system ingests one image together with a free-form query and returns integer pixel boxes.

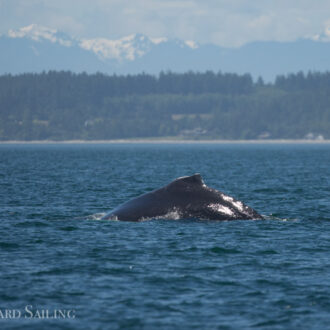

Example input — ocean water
[0,143,330,329]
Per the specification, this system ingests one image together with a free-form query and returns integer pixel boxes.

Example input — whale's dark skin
[102,174,263,221]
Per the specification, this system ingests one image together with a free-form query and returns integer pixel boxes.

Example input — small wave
[128,208,182,221]
[14,220,50,228]
[85,212,107,220]
[208,246,241,254]
[59,226,78,231]
[261,214,299,222]
[0,242,20,249]
[257,249,278,255]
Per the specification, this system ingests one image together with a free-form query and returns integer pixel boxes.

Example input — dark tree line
[0,71,329,140]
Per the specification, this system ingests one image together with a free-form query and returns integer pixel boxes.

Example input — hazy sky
[1,0,330,46]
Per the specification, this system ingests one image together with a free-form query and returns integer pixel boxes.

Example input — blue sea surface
[0,143,330,329]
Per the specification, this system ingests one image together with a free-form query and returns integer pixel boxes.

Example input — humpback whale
[102,174,263,221]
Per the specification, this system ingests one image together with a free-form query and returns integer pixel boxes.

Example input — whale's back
[102,174,263,221]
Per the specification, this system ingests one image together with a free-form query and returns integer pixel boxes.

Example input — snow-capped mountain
[5,24,197,62]
[1,24,330,80]
[308,25,330,42]
[7,24,74,47]
[80,34,155,61]
[80,34,197,61]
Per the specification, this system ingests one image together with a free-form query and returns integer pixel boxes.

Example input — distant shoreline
[1,139,330,144]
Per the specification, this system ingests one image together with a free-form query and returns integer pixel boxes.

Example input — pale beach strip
[1,139,330,144]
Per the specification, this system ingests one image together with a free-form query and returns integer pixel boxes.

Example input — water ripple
[0,144,330,329]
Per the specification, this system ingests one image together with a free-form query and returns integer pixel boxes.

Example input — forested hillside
[0,71,329,140]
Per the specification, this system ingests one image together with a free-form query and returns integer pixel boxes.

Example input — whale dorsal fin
[173,174,204,186]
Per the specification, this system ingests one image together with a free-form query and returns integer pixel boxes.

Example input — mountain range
[1,24,330,81]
